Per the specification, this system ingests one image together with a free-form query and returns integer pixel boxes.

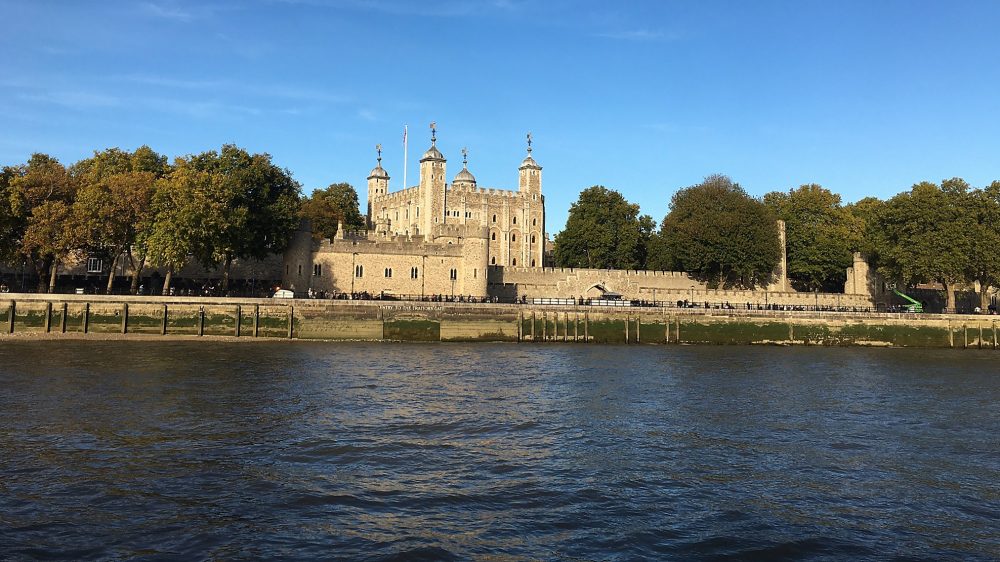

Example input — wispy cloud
[271,0,521,17]
[595,29,678,42]
[140,1,195,21]
[17,91,121,108]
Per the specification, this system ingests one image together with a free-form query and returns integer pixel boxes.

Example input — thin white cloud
[595,29,677,42]
[17,91,121,108]
[140,1,195,21]
[270,0,519,17]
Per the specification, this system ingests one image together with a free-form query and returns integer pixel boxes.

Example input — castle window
[491,232,496,241]
[449,268,458,280]
[512,216,517,224]
[298,264,302,276]
[416,207,419,217]
[492,214,497,223]
[532,218,537,226]
[531,259,536,267]
[531,234,536,244]
[355,265,363,277]
[491,257,496,265]
[474,269,477,278]
[512,258,517,266]
[384,268,392,278]
[411,267,418,279]
[511,233,516,242]
[313,264,322,277]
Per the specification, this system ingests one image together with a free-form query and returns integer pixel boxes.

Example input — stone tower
[419,123,446,235]
[518,132,542,194]
[366,144,389,228]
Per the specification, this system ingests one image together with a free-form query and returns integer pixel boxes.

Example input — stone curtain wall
[488,266,875,309]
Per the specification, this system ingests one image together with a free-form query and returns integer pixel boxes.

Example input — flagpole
[403,124,408,190]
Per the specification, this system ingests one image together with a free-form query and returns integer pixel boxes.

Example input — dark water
[0,342,997,561]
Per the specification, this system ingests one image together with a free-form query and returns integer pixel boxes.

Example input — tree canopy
[763,184,861,292]
[650,175,780,289]
[553,186,653,270]
[300,182,366,239]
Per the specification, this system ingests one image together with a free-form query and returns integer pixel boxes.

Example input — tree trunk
[130,251,146,295]
[162,266,173,296]
[35,256,52,293]
[980,283,990,312]
[106,253,118,294]
[221,255,233,293]
[943,281,956,313]
[48,259,58,294]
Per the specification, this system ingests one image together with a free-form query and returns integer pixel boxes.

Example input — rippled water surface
[0,341,997,561]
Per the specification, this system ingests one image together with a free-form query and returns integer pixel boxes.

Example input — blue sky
[2,0,999,232]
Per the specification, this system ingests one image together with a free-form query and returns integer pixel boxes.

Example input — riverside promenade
[1,293,997,348]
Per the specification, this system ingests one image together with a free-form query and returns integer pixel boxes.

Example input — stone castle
[280,125,878,309]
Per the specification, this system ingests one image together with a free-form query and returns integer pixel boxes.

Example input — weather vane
[526,132,533,154]
[375,143,382,165]
[461,147,468,166]
[430,121,437,144]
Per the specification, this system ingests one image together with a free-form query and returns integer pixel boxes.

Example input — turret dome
[453,167,476,184]
[421,145,444,162]
[368,164,389,179]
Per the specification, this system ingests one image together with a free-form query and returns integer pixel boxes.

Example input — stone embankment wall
[2,294,997,349]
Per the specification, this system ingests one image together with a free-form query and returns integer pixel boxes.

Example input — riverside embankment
[2,293,998,348]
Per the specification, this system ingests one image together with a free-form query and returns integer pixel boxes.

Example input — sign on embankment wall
[0,295,996,349]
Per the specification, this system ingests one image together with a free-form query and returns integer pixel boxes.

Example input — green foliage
[553,186,652,270]
[651,175,779,289]
[763,184,860,292]
[300,182,366,239]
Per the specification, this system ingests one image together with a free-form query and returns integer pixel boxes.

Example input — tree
[5,154,79,292]
[872,179,974,311]
[553,186,652,270]
[145,163,219,295]
[185,145,301,291]
[965,181,1000,311]
[763,184,861,292]
[300,182,365,239]
[72,146,167,293]
[651,174,780,289]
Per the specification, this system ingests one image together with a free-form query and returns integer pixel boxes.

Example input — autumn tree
[763,184,861,292]
[553,186,653,270]
[5,154,79,292]
[300,182,365,239]
[72,146,168,293]
[650,175,780,289]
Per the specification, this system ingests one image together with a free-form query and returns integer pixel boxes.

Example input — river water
[0,341,997,561]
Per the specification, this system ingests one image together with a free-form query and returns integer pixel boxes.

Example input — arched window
[530,234,536,244]
[532,218,537,226]
[492,214,497,223]
[384,268,392,278]
[355,265,363,277]
[511,233,516,242]
[410,267,418,279]
[491,232,496,241]
[449,268,458,280]
[491,257,496,264]
[512,258,517,266]
[531,259,536,267]
[512,216,517,224]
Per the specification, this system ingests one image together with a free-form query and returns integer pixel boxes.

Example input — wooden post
[624,314,629,344]
[8,301,14,334]
[675,317,680,344]
[636,316,640,344]
[994,321,997,350]
[121,303,128,334]
[253,305,260,337]
[574,313,579,342]
[198,307,205,336]
[44,302,52,333]
[963,324,968,349]
[979,324,983,349]
[584,312,589,341]
[288,305,294,339]
[235,305,242,337]
[83,302,89,334]
[161,304,168,335]
[531,311,535,341]
[542,312,547,341]
[60,302,67,333]
[518,310,523,342]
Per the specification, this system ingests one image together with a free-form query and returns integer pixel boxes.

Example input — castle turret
[420,122,446,235]
[366,144,389,228]
[518,132,542,194]
[452,147,477,189]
